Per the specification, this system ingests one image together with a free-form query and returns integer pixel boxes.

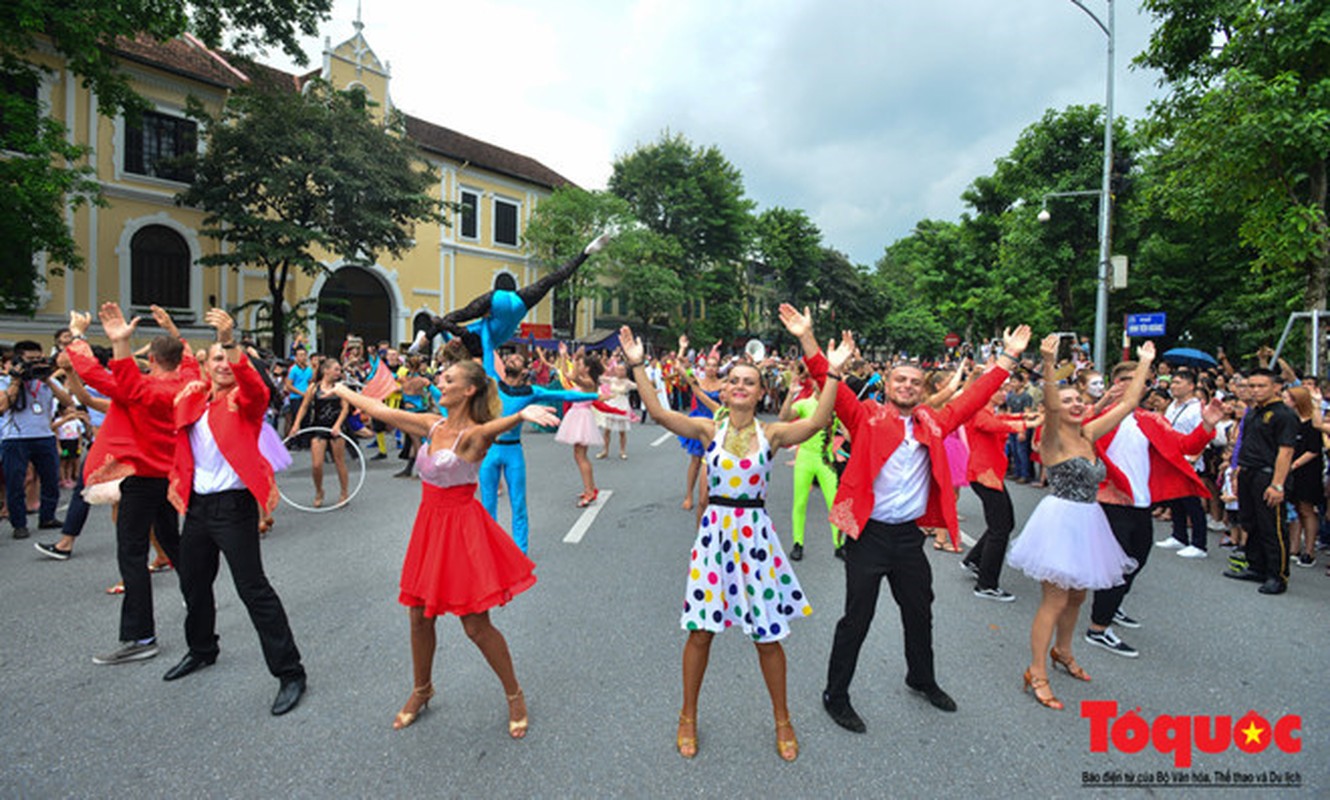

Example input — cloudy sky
[266,0,1166,267]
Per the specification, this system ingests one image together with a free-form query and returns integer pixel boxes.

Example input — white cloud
[263,0,1164,266]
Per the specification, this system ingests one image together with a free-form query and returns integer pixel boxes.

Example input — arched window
[130,225,190,309]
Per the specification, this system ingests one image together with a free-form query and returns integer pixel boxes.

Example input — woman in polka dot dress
[619,323,852,763]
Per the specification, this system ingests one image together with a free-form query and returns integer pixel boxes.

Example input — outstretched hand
[1137,340,1156,363]
[519,404,561,428]
[98,303,139,343]
[69,310,91,338]
[149,305,180,339]
[584,232,612,255]
[827,330,855,372]
[1039,333,1060,361]
[1002,325,1032,357]
[1201,397,1225,428]
[777,303,813,340]
[204,308,235,343]
[619,326,645,364]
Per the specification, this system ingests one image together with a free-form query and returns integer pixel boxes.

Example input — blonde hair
[1287,386,1314,419]
[447,360,497,423]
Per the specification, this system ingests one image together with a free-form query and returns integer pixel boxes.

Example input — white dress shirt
[870,416,931,524]
[189,409,246,495]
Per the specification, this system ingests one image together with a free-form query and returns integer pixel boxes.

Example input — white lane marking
[563,490,613,544]
[959,529,975,547]
[650,432,672,447]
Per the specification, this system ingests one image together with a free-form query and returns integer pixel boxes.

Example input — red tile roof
[108,35,575,191]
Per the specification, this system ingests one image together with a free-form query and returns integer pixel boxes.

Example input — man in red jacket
[1085,361,1222,657]
[162,309,306,716]
[67,304,198,666]
[781,304,1031,731]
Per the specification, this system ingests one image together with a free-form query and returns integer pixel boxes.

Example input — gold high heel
[775,718,798,762]
[1023,670,1063,710]
[676,713,698,758]
[507,690,528,739]
[393,683,435,730]
[1050,648,1092,682]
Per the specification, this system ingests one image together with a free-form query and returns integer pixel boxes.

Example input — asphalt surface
[1,420,1326,798]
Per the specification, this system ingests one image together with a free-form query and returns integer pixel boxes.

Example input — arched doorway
[318,266,393,354]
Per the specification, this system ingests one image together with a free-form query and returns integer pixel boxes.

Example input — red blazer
[965,407,1024,490]
[1094,407,1214,506]
[67,340,198,483]
[806,352,1010,546]
[169,353,278,515]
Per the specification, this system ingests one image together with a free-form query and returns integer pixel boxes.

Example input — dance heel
[676,713,697,759]
[506,689,528,739]
[1050,648,1092,682]
[576,489,599,508]
[393,683,436,730]
[775,718,798,762]
[1022,670,1063,710]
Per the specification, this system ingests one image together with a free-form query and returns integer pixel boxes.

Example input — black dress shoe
[906,681,958,712]
[1257,578,1287,595]
[822,692,866,733]
[163,652,217,681]
[789,543,804,561]
[12,527,30,540]
[38,518,63,530]
[272,675,306,715]
[1223,568,1265,583]
[834,547,845,561]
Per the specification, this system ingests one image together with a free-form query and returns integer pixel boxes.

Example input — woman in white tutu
[1008,334,1154,710]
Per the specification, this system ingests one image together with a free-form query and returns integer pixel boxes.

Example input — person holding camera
[1,340,72,539]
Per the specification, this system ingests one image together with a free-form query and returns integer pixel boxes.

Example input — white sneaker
[1177,545,1208,558]
[1155,537,1186,550]
[1206,519,1227,532]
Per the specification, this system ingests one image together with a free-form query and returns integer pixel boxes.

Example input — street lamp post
[1067,0,1115,370]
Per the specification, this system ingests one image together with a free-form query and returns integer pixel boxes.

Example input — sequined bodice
[705,420,771,501]
[1046,456,1105,503]
[416,428,480,488]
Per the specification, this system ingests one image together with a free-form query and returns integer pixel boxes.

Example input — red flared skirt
[399,482,537,617]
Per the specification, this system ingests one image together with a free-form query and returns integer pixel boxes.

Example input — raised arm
[457,405,562,462]
[1083,342,1157,442]
[766,332,851,448]
[621,325,713,441]
[331,384,438,439]
[778,303,820,359]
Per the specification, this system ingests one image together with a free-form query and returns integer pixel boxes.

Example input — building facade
[2,20,586,353]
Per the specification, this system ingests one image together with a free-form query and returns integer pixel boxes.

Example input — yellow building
[2,20,584,353]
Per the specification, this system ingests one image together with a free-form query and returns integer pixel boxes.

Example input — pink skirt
[555,402,600,447]
[944,430,969,489]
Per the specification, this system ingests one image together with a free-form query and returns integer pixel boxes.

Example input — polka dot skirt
[680,421,812,643]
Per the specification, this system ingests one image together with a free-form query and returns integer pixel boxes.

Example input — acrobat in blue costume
[482,374,597,552]
[427,233,609,552]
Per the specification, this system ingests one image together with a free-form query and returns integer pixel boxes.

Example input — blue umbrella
[1161,347,1218,369]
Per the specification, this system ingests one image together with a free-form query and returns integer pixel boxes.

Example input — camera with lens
[12,357,56,382]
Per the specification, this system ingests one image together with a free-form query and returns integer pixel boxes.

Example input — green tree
[607,131,753,329]
[606,228,686,338]
[753,207,823,310]
[523,186,632,334]
[177,80,442,354]
[0,0,333,314]
[1137,0,1330,351]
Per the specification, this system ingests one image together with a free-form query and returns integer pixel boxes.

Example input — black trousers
[1237,470,1288,585]
[964,483,1014,590]
[825,519,934,702]
[1089,504,1153,628]
[179,490,303,680]
[116,477,181,642]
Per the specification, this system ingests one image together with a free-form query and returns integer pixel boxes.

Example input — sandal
[393,683,435,730]
[676,713,697,758]
[105,582,124,595]
[1023,670,1063,710]
[576,489,599,508]
[506,689,528,739]
[148,560,173,574]
[775,718,798,762]
[1050,647,1092,682]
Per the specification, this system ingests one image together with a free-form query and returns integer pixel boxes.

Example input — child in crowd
[51,402,87,489]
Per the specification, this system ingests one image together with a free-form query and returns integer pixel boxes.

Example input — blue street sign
[1126,312,1166,337]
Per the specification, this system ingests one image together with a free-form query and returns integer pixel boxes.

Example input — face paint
[1086,377,1105,398]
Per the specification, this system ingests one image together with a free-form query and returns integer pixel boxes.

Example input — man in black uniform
[1225,367,1296,595]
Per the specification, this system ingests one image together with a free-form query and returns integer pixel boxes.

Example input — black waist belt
[493,439,521,446]
[707,496,765,509]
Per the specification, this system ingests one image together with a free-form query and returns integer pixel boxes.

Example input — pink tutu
[943,429,969,489]
[555,401,601,447]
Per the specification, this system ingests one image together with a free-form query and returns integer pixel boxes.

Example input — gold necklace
[723,418,758,458]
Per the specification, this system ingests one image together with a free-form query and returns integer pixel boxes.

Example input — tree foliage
[177,80,442,353]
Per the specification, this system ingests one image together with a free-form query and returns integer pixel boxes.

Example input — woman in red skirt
[334,360,558,737]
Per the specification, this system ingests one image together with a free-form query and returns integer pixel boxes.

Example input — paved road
[1,421,1325,798]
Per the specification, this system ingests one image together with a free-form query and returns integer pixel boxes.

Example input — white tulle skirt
[1007,496,1138,590]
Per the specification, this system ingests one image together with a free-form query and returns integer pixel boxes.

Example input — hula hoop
[278,427,368,513]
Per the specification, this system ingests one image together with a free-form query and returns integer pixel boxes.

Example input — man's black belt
[707,496,765,509]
